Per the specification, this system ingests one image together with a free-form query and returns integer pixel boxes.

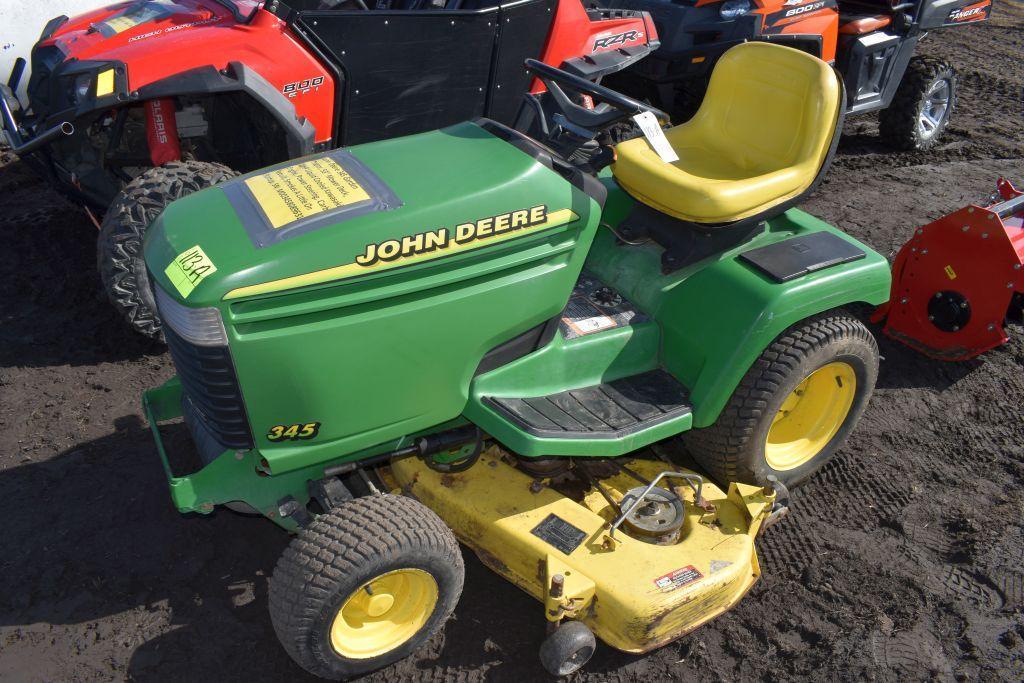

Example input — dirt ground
[1,5,1022,682]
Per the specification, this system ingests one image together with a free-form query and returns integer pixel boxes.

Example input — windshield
[212,0,262,22]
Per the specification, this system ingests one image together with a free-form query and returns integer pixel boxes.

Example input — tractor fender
[136,61,316,158]
[650,222,891,428]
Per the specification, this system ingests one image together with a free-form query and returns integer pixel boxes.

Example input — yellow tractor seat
[611,42,844,225]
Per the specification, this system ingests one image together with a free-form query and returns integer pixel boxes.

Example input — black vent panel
[164,326,254,451]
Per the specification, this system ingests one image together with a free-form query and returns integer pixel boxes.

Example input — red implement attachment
[874,179,1024,361]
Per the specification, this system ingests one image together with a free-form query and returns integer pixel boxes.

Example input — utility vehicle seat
[838,12,892,34]
[611,42,843,225]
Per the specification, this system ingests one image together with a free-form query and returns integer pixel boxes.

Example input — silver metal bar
[991,193,1024,219]
[608,470,704,539]
[0,87,24,147]
[10,121,74,156]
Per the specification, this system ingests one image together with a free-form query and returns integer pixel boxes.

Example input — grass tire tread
[269,494,464,680]
[684,310,877,485]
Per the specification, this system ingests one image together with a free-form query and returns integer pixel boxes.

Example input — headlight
[720,0,753,19]
[154,284,228,346]
[70,74,91,103]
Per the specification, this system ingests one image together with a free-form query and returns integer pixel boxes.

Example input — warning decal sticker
[654,565,703,593]
[224,149,403,250]
[165,245,217,299]
[560,273,649,339]
[245,157,372,230]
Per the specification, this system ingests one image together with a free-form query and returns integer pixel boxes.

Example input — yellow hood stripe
[224,208,579,300]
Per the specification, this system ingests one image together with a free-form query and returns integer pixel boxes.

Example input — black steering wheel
[523,58,670,134]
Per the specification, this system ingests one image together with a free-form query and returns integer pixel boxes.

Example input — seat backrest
[691,42,842,175]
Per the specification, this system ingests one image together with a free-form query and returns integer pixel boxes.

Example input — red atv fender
[37,1,325,154]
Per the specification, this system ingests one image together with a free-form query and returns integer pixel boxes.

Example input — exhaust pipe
[11,121,74,155]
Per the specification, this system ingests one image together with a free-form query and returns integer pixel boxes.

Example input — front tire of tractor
[269,494,464,680]
[878,57,956,151]
[683,311,879,489]
[98,161,238,339]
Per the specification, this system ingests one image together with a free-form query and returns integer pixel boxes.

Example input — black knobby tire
[674,75,710,122]
[97,161,237,339]
[269,494,464,680]
[683,311,879,488]
[878,57,957,151]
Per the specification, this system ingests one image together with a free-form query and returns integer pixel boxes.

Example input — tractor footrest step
[484,370,691,439]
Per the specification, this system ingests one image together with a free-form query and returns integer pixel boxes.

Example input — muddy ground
[1,5,1023,682]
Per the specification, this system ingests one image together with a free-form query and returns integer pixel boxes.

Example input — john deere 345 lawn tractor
[143,42,890,678]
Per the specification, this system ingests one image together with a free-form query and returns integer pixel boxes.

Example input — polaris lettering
[355,205,548,267]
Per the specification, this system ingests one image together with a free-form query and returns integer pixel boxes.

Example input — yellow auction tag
[104,16,141,32]
[245,157,372,230]
[944,265,957,280]
[165,245,217,298]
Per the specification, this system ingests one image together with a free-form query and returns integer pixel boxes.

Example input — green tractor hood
[145,121,592,308]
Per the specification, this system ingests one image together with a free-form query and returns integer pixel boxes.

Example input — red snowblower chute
[874,179,1024,361]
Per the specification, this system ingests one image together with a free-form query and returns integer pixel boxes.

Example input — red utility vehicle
[1,0,657,337]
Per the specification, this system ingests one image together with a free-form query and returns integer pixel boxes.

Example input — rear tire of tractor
[878,57,956,151]
[97,161,238,339]
[683,311,879,489]
[269,494,464,680]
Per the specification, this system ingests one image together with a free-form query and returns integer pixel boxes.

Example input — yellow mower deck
[386,448,774,653]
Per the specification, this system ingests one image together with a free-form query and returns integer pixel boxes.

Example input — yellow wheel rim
[330,568,438,659]
[765,362,856,471]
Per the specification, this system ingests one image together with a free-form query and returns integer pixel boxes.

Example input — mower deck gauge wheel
[539,620,597,677]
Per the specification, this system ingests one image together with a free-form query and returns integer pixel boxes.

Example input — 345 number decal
[267,422,320,441]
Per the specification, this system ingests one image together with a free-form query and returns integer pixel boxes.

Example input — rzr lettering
[593,30,642,51]
[355,205,548,267]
